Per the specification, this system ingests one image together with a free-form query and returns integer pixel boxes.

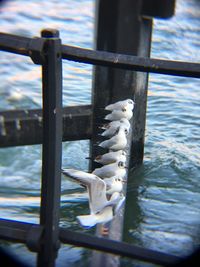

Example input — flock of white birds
[62,99,135,228]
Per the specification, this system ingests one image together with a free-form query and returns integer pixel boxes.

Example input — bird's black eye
[128,100,132,104]
[115,127,120,134]
[118,161,124,167]
[125,128,128,135]
[122,107,126,112]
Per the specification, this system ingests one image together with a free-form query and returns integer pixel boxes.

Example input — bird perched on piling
[105,99,134,111]
[104,99,134,121]
[98,126,128,150]
[104,107,133,121]
[92,160,127,179]
[94,150,127,165]
[100,118,130,137]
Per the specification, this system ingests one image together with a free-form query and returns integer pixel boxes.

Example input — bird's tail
[77,214,97,228]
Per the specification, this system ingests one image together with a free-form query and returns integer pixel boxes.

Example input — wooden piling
[90,0,152,266]
[89,0,176,265]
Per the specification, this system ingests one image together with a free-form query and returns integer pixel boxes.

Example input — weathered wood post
[37,29,63,267]
[90,0,175,266]
[90,0,152,172]
[90,1,152,266]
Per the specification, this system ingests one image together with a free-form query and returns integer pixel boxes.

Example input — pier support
[90,0,152,172]
[90,0,152,266]
[90,0,175,266]
[37,29,62,267]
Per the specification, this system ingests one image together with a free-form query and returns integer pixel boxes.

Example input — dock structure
[0,0,200,266]
[90,1,174,266]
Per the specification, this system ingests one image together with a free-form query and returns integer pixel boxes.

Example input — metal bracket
[26,225,44,252]
[28,37,46,65]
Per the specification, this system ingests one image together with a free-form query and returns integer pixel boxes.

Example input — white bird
[104,176,125,195]
[61,168,125,228]
[77,192,125,228]
[105,99,134,111]
[98,126,128,150]
[105,107,133,121]
[94,150,127,165]
[92,161,127,178]
[101,118,130,137]
[62,168,124,195]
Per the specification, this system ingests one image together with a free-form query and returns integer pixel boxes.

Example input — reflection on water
[0,0,200,266]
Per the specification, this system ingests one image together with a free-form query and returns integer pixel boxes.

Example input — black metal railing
[0,29,199,267]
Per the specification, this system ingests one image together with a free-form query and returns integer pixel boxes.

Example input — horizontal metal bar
[0,219,182,266]
[0,32,30,56]
[0,218,34,243]
[1,32,200,78]
[59,228,181,266]
[61,45,200,78]
[0,105,92,147]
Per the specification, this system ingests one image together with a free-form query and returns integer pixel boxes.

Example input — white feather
[105,99,134,111]
[94,150,126,165]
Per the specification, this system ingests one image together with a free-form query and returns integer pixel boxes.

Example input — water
[0,0,200,266]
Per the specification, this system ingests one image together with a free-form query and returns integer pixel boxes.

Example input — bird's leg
[100,224,109,236]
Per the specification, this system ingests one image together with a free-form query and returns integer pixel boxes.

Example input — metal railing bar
[0,105,92,147]
[61,45,200,78]
[59,228,182,266]
[0,219,182,266]
[1,32,200,78]
[0,32,31,56]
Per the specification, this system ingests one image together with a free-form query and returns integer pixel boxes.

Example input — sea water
[0,0,200,266]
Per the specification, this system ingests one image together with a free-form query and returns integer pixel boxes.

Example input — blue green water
[0,0,200,266]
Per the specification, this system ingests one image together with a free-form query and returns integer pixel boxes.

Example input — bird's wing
[105,103,115,111]
[77,206,113,228]
[99,138,116,148]
[89,177,108,214]
[62,168,97,186]
[77,214,98,228]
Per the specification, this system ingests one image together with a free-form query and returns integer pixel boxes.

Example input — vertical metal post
[37,29,62,267]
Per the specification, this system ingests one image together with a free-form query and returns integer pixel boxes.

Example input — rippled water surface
[0,0,200,266]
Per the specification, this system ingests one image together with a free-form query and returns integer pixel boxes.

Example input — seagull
[61,168,125,228]
[105,107,133,121]
[77,192,125,228]
[92,161,127,178]
[100,118,130,137]
[105,99,134,111]
[98,126,128,150]
[94,150,127,165]
[62,168,124,195]
[104,176,126,195]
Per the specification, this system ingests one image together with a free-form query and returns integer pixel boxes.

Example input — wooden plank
[0,105,92,147]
